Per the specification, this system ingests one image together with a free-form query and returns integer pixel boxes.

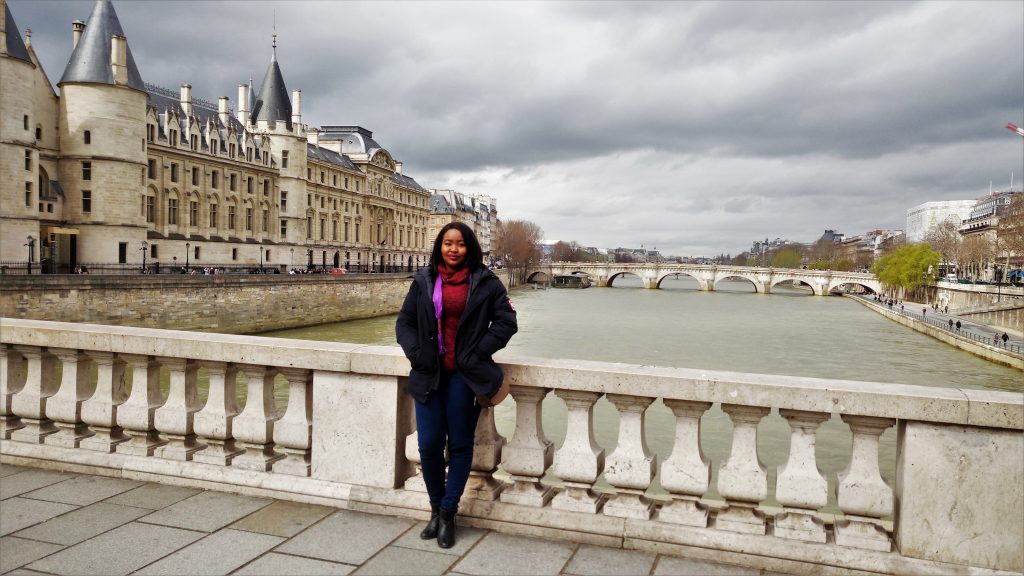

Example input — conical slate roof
[4,2,31,63]
[59,0,144,90]
[253,46,291,130]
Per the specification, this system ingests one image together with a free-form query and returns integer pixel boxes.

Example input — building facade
[428,189,497,260]
[1,0,431,273]
[905,200,976,243]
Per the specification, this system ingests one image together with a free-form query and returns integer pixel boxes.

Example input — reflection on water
[261,277,1022,510]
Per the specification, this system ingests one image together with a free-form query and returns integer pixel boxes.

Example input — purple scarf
[432,274,447,356]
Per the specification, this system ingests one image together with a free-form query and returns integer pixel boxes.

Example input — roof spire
[272,9,277,54]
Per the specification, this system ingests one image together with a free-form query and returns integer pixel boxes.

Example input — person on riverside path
[396,222,518,549]
[956,320,962,332]
[1003,333,1010,347]
[949,318,954,331]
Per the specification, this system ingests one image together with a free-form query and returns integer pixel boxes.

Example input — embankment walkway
[1,463,783,576]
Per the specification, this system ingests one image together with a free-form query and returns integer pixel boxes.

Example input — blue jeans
[415,372,481,510]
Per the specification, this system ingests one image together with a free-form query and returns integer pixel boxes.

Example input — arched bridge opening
[770,279,815,296]
[527,272,551,285]
[657,272,701,290]
[715,275,758,293]
[608,272,644,288]
[829,282,877,296]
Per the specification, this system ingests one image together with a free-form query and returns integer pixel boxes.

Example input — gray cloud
[10,0,1022,256]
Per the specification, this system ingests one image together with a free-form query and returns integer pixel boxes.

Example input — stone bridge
[528,263,882,296]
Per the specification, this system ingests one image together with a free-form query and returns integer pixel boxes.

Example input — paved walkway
[1,464,788,576]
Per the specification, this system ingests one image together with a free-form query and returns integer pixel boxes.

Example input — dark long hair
[431,222,483,271]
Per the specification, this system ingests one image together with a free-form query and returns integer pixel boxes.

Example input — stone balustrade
[1,318,1021,575]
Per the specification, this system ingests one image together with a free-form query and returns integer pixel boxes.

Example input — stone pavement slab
[230,499,334,538]
[20,475,142,506]
[138,490,272,532]
[13,501,151,545]
[453,533,577,576]
[26,521,205,576]
[653,556,759,575]
[276,509,415,565]
[105,482,200,510]
[134,528,284,575]
[565,545,657,576]
[353,546,457,576]
[0,496,77,536]
[0,535,63,573]
[0,463,30,477]
[0,469,76,500]
[234,552,356,576]
[392,521,487,556]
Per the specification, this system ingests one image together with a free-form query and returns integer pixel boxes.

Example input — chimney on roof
[180,84,193,117]
[238,84,249,125]
[72,20,85,49]
[218,96,229,126]
[395,162,403,175]
[110,35,128,86]
[307,127,319,147]
[291,89,302,126]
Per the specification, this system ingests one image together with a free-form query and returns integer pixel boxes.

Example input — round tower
[57,0,147,265]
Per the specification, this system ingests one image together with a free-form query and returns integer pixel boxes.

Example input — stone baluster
[465,407,507,500]
[774,409,830,542]
[80,352,128,452]
[10,346,59,443]
[550,390,605,513]
[716,404,770,534]
[193,361,243,465]
[1,344,27,438]
[603,394,656,519]
[232,365,283,471]
[44,349,94,448]
[154,357,204,460]
[835,415,895,552]
[499,386,554,507]
[658,400,712,526]
[273,368,312,476]
[116,354,166,456]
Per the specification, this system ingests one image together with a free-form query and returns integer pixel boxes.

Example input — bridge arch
[656,272,703,290]
[526,271,551,284]
[827,281,879,295]
[714,274,763,293]
[608,271,645,288]
[769,278,816,295]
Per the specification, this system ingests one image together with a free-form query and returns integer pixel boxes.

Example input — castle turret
[57,0,147,263]
[254,36,292,132]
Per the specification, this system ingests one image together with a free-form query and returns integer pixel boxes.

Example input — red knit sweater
[438,265,470,372]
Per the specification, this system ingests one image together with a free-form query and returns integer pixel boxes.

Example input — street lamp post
[290,248,294,273]
[140,240,148,273]
[24,235,35,275]
[186,242,190,273]
[259,248,264,274]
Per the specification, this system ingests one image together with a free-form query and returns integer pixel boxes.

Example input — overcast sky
[10,0,1023,257]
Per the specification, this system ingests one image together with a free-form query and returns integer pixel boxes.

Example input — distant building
[905,200,976,242]
[428,190,497,259]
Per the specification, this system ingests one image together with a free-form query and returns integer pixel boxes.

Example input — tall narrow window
[82,190,92,213]
[25,182,32,206]
[192,167,199,186]
[231,248,237,261]
[146,196,155,222]
[230,173,237,191]
[168,198,178,225]
[189,201,198,226]
[209,204,218,227]
[281,151,289,168]
[212,171,220,188]
[281,191,287,211]
[307,217,312,239]
[170,164,179,183]
[25,150,31,170]
[262,210,269,232]
[23,115,29,130]
[247,177,253,194]
[245,207,253,231]
[82,161,91,181]
[228,206,236,229]
[280,219,287,236]
[148,159,156,179]
[118,242,127,264]
[263,180,269,196]
[84,130,91,144]
[35,126,41,140]
[332,221,338,241]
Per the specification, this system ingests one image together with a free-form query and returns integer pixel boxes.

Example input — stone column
[499,386,554,507]
[193,361,243,465]
[1,344,27,438]
[716,404,770,534]
[273,368,312,476]
[10,346,59,443]
[603,394,656,519]
[233,365,283,471]
[465,407,506,501]
[550,390,605,513]
[44,348,94,448]
[116,354,166,456]
[80,352,128,452]
[774,409,829,542]
[154,357,203,460]
[835,415,894,552]
[658,400,712,526]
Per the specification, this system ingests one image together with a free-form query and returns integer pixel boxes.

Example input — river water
[261,276,1022,511]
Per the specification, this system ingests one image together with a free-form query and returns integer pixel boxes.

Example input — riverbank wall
[848,296,1024,371]
[927,282,1024,333]
[0,269,515,334]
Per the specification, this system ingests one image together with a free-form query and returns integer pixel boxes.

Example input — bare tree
[960,235,995,281]
[924,219,962,274]
[494,219,544,286]
[995,194,1024,281]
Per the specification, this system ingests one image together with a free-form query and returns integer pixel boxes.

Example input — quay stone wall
[0,274,415,333]
[929,282,1024,333]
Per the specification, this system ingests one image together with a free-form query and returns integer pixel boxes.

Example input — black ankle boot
[437,507,457,549]
[420,504,440,540]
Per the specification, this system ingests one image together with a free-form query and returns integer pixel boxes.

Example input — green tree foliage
[770,248,802,269]
[872,243,940,296]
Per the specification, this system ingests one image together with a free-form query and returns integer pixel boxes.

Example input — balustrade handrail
[2,318,1019,429]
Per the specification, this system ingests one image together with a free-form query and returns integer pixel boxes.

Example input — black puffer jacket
[396,266,518,403]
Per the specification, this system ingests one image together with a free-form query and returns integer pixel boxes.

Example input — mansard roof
[319,126,385,157]
[392,172,428,193]
[306,143,359,171]
[145,84,244,133]
[4,3,31,63]
[59,0,144,90]
[430,194,455,214]
[253,47,291,129]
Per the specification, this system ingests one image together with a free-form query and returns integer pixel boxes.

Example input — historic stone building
[1,0,431,273]
[428,189,496,261]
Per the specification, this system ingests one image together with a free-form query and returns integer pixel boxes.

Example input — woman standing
[396,222,518,548]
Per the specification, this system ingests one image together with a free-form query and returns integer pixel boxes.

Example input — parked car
[329,268,347,275]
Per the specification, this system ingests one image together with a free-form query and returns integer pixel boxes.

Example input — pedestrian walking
[944,305,949,314]
[396,222,518,549]
[922,307,927,317]
[948,318,954,330]
[1002,333,1010,347]
[956,320,962,332]
[994,333,999,345]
